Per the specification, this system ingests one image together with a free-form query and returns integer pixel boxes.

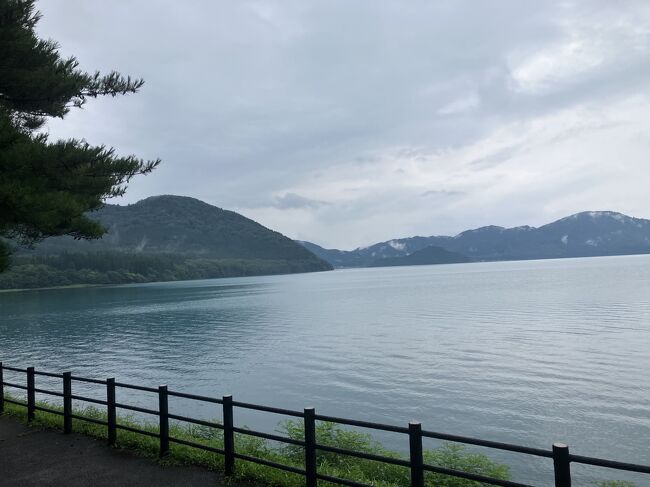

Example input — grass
[1,395,638,487]
[1,395,510,487]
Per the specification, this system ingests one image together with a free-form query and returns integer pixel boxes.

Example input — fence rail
[1,361,648,487]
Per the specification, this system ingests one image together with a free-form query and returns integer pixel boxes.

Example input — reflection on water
[2,255,650,485]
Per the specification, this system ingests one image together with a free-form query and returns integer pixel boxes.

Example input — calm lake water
[2,255,650,485]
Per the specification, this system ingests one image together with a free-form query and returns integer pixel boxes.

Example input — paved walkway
[0,415,230,486]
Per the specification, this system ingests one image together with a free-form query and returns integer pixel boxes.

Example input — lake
[1,255,650,485]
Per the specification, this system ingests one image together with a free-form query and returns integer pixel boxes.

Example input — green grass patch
[1,395,636,487]
[1,394,509,487]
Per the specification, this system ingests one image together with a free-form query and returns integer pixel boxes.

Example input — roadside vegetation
[1,396,636,487]
[1,396,509,487]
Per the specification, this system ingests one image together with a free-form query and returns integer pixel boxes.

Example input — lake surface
[2,255,650,485]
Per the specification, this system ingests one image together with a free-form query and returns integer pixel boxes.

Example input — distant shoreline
[3,253,650,293]
[0,284,102,294]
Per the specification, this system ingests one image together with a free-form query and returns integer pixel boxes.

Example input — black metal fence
[1,362,649,487]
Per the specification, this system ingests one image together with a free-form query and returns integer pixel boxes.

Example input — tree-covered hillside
[0,195,331,289]
[32,195,323,260]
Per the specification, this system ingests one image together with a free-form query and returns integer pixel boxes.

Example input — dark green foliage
[0,251,330,289]
[2,397,512,487]
[280,420,510,486]
[0,243,9,271]
[4,397,636,486]
[0,0,159,271]
[34,195,330,261]
[0,195,331,288]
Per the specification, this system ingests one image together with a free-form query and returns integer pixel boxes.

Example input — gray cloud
[420,190,465,198]
[273,193,328,210]
[36,0,650,248]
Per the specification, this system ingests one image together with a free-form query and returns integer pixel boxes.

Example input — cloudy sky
[37,0,650,249]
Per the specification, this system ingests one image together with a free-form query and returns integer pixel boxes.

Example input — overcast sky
[37,0,650,249]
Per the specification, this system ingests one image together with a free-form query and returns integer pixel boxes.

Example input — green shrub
[10,396,630,487]
[279,419,509,486]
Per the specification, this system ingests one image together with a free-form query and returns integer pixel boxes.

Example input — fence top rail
[167,389,223,404]
[70,375,106,385]
[33,370,63,378]
[570,454,650,474]
[315,413,410,434]
[114,381,158,393]
[232,400,304,418]
[421,429,553,458]
[1,365,26,373]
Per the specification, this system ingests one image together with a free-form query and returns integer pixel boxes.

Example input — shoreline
[3,252,649,294]
[0,283,102,294]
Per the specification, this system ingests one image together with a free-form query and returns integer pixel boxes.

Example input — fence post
[63,372,72,434]
[553,443,571,487]
[0,362,4,414]
[409,422,424,487]
[27,366,35,421]
[304,407,317,487]
[159,385,169,457]
[223,395,235,476]
[107,378,116,446]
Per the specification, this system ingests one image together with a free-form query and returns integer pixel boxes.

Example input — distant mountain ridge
[299,211,650,268]
[1,195,331,289]
[369,245,471,267]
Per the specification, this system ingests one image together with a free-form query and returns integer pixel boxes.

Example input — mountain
[297,241,371,268]
[30,195,323,260]
[1,195,331,289]
[300,211,650,268]
[369,245,471,267]
[298,236,450,268]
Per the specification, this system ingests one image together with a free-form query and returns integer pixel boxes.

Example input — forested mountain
[369,245,471,267]
[300,211,650,268]
[0,196,331,289]
[31,195,322,260]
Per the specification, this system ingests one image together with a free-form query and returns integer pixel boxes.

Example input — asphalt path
[0,415,230,486]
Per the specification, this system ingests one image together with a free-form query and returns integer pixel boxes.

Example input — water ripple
[1,256,650,484]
